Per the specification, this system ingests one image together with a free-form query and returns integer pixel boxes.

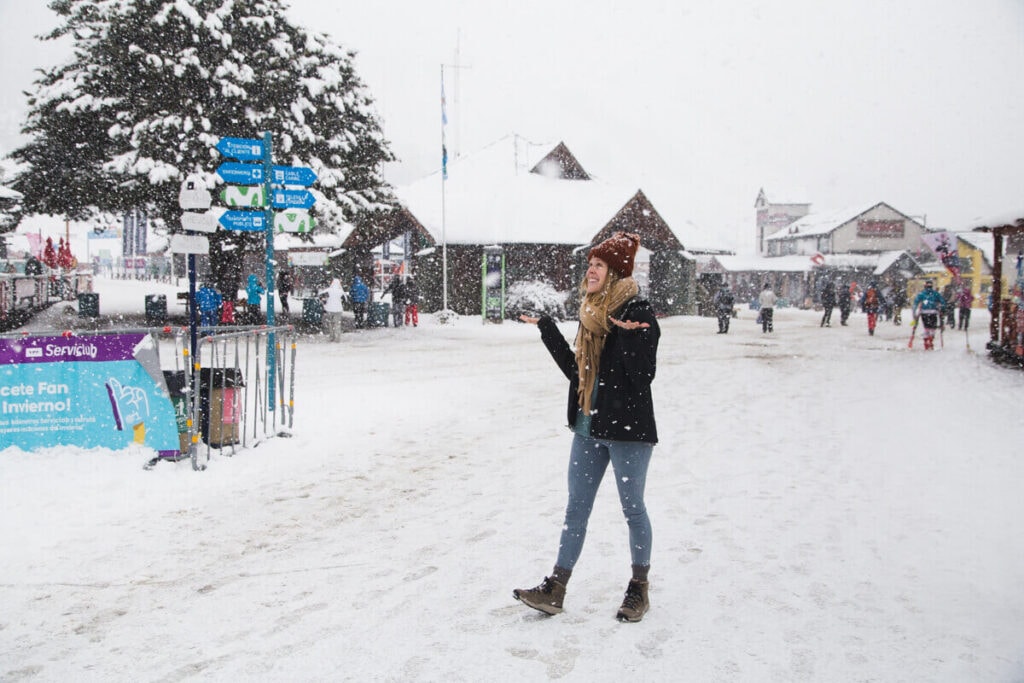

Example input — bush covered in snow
[506,280,571,320]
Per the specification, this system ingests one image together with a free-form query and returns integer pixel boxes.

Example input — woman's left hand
[609,316,650,330]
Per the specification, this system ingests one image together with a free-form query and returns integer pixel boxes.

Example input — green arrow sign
[220,185,267,207]
[275,211,316,234]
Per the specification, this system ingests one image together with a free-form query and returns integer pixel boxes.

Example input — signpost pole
[263,131,276,411]
[188,253,197,384]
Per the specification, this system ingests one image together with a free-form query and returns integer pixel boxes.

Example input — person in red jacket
[514,232,660,623]
[861,281,884,336]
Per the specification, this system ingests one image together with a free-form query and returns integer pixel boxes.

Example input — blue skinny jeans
[556,433,654,570]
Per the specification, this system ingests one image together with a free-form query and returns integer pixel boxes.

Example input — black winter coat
[537,298,659,444]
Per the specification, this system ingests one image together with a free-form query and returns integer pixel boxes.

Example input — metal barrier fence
[0,324,298,470]
[173,324,297,470]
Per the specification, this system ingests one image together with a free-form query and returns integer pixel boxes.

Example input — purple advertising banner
[0,334,181,456]
[0,335,144,366]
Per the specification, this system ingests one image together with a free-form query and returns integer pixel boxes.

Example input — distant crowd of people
[707,276,977,345]
[187,270,421,340]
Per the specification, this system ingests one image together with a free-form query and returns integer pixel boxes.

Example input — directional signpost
[275,211,316,234]
[221,186,267,208]
[218,210,266,232]
[271,166,317,186]
[215,136,265,161]
[215,132,318,413]
[180,211,218,233]
[271,189,316,210]
[217,162,263,185]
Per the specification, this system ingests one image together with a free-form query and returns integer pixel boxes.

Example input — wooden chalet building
[391,136,692,317]
[972,212,1024,366]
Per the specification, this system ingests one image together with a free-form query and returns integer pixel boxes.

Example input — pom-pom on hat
[588,231,641,278]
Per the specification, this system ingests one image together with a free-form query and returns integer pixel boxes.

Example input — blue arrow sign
[218,210,267,232]
[216,137,265,161]
[217,162,263,185]
[270,188,316,210]
[271,165,317,186]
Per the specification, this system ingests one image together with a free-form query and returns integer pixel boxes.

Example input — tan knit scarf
[574,275,639,415]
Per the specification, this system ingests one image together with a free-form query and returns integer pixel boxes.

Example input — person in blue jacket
[350,275,370,328]
[912,279,946,350]
[195,283,222,329]
[245,274,265,324]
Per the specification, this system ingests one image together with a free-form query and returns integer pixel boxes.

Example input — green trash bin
[302,297,324,329]
[368,302,390,327]
[145,294,167,325]
[77,292,99,318]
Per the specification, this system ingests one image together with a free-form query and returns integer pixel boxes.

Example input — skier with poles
[910,279,946,350]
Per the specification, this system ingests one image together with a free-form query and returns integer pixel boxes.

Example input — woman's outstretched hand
[609,316,650,330]
[519,314,540,325]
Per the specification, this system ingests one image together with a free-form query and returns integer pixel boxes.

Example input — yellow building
[908,232,993,307]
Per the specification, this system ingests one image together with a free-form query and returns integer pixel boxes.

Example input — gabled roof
[529,142,591,180]
[395,136,677,247]
[715,250,920,275]
[755,186,811,208]
[764,202,917,241]
[954,231,995,267]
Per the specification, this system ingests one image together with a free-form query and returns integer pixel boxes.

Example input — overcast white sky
[2,0,1022,251]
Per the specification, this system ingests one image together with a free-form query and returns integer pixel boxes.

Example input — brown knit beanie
[588,231,640,278]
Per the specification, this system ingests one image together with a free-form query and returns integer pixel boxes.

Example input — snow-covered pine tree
[10,0,395,292]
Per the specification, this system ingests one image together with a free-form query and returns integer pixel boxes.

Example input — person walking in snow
[912,279,946,350]
[758,282,777,333]
[277,268,294,317]
[515,231,659,623]
[384,277,406,327]
[820,279,836,327]
[350,275,370,328]
[712,281,735,334]
[320,278,346,342]
[890,283,907,325]
[838,280,852,326]
[195,282,222,329]
[245,274,265,324]
[860,281,884,336]
[403,278,420,327]
[941,283,957,329]
[957,284,974,330]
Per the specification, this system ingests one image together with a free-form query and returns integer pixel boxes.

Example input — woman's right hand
[519,314,540,325]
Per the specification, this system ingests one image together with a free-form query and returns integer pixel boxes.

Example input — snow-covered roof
[969,210,1024,230]
[756,186,811,206]
[715,254,815,272]
[954,231,995,266]
[715,250,915,275]
[395,136,650,246]
[765,203,882,240]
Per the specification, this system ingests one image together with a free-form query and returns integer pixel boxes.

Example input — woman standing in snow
[514,231,660,623]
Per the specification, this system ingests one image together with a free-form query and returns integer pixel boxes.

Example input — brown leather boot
[513,577,566,615]
[616,579,649,622]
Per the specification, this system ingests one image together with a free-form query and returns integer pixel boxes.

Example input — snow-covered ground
[2,277,1023,682]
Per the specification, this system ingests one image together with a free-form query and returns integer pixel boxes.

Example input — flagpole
[440,64,449,319]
